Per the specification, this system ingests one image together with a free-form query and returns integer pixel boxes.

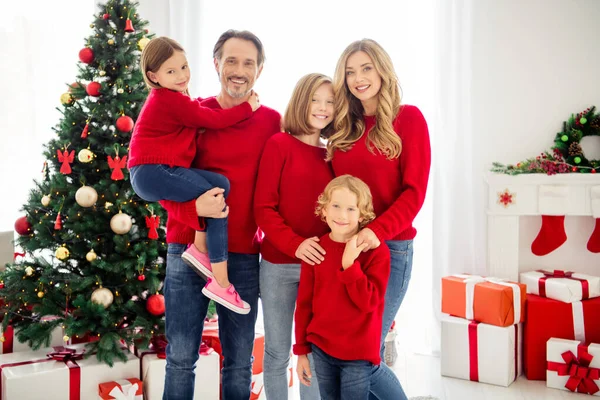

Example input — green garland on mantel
[491,106,600,175]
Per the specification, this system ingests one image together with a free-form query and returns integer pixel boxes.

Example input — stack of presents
[441,270,600,394]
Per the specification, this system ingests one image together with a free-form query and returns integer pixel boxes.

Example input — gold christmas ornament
[107,39,115,45]
[55,246,70,260]
[24,266,34,276]
[0,336,5,343]
[75,186,98,208]
[37,292,44,298]
[105,202,114,209]
[86,249,97,262]
[78,148,95,163]
[99,70,106,77]
[60,93,73,105]
[137,37,150,51]
[117,88,124,94]
[41,195,51,207]
[91,287,114,308]
[63,335,70,342]
[110,211,132,235]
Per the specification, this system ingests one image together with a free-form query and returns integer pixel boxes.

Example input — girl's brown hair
[327,39,402,161]
[283,73,334,138]
[315,175,376,229]
[140,37,186,91]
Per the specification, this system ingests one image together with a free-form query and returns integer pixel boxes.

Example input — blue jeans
[130,164,230,263]
[163,243,260,400]
[259,260,320,400]
[311,344,374,400]
[368,239,413,400]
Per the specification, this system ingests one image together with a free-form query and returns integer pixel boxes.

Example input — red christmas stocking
[587,218,600,253]
[531,215,567,256]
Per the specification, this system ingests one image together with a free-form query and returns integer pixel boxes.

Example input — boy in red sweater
[294,175,390,400]
[128,36,260,314]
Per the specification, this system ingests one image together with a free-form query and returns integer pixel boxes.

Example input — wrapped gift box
[0,343,139,400]
[520,270,600,303]
[546,338,600,395]
[138,344,219,400]
[441,315,522,387]
[99,378,143,399]
[0,324,65,354]
[441,274,526,327]
[524,295,600,380]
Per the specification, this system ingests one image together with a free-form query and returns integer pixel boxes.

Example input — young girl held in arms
[128,37,260,314]
[294,175,390,400]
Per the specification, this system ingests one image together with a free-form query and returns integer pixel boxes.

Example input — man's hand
[342,235,369,269]
[195,187,229,218]
[248,90,261,111]
[356,227,380,252]
[296,354,312,387]
[295,237,326,265]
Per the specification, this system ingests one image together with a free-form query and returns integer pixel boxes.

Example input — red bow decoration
[47,346,85,362]
[145,215,160,239]
[150,335,167,359]
[107,155,127,180]
[548,350,600,394]
[13,252,25,261]
[57,149,75,175]
[537,269,590,300]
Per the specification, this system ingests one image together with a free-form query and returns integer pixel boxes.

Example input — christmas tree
[1,0,168,365]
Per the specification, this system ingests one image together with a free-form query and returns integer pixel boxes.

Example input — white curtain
[0,1,97,232]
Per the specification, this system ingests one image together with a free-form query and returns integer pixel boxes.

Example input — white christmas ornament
[75,186,98,208]
[91,287,114,308]
[78,149,94,163]
[55,246,69,260]
[110,212,132,234]
[24,266,34,276]
[86,249,97,262]
[41,195,51,207]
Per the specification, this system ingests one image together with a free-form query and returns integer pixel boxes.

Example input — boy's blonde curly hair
[315,175,375,229]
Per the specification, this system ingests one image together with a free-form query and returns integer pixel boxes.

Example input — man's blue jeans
[368,239,414,400]
[130,164,230,263]
[162,243,260,399]
[311,344,374,400]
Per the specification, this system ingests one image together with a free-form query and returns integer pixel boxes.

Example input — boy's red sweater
[331,105,431,242]
[293,234,390,365]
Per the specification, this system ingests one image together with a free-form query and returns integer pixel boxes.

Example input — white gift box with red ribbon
[520,270,600,303]
[441,315,522,387]
[546,338,600,396]
[98,378,143,399]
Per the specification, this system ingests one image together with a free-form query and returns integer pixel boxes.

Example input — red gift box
[524,295,600,380]
[98,378,143,399]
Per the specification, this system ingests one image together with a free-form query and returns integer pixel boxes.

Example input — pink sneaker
[181,245,213,279]
[201,278,251,315]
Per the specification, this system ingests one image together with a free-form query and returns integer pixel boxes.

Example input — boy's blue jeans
[130,164,229,263]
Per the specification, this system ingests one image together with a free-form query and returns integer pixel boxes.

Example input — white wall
[471,0,600,273]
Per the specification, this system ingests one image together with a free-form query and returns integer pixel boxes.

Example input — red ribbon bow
[537,269,590,300]
[47,346,85,362]
[150,335,168,359]
[548,349,600,394]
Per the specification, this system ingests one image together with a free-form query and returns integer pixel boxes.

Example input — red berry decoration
[593,169,597,174]
[14,216,32,236]
[146,294,165,316]
[86,82,101,97]
[103,13,109,20]
[78,48,94,64]
[137,274,146,281]
[116,115,134,132]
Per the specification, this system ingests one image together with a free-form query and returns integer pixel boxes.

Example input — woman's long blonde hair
[327,39,402,161]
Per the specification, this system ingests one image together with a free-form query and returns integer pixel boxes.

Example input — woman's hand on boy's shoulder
[356,227,380,252]
[342,235,369,269]
[295,237,326,265]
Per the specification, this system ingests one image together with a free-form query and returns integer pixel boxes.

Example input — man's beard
[225,86,250,99]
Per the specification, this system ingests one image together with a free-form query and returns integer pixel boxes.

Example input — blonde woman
[327,39,431,400]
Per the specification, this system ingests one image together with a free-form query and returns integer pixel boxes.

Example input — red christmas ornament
[14,216,32,235]
[145,215,160,239]
[81,123,89,139]
[116,115,134,132]
[86,82,101,97]
[146,294,165,316]
[572,167,578,172]
[54,213,62,230]
[78,48,94,64]
[0,282,4,289]
[137,274,146,281]
[56,149,75,174]
[593,169,597,174]
[103,13,109,20]
[124,18,134,32]
[107,155,127,180]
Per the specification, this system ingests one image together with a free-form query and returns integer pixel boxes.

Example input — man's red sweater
[331,105,431,242]
[128,88,252,169]
[254,133,334,264]
[159,97,281,251]
[293,234,390,365]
